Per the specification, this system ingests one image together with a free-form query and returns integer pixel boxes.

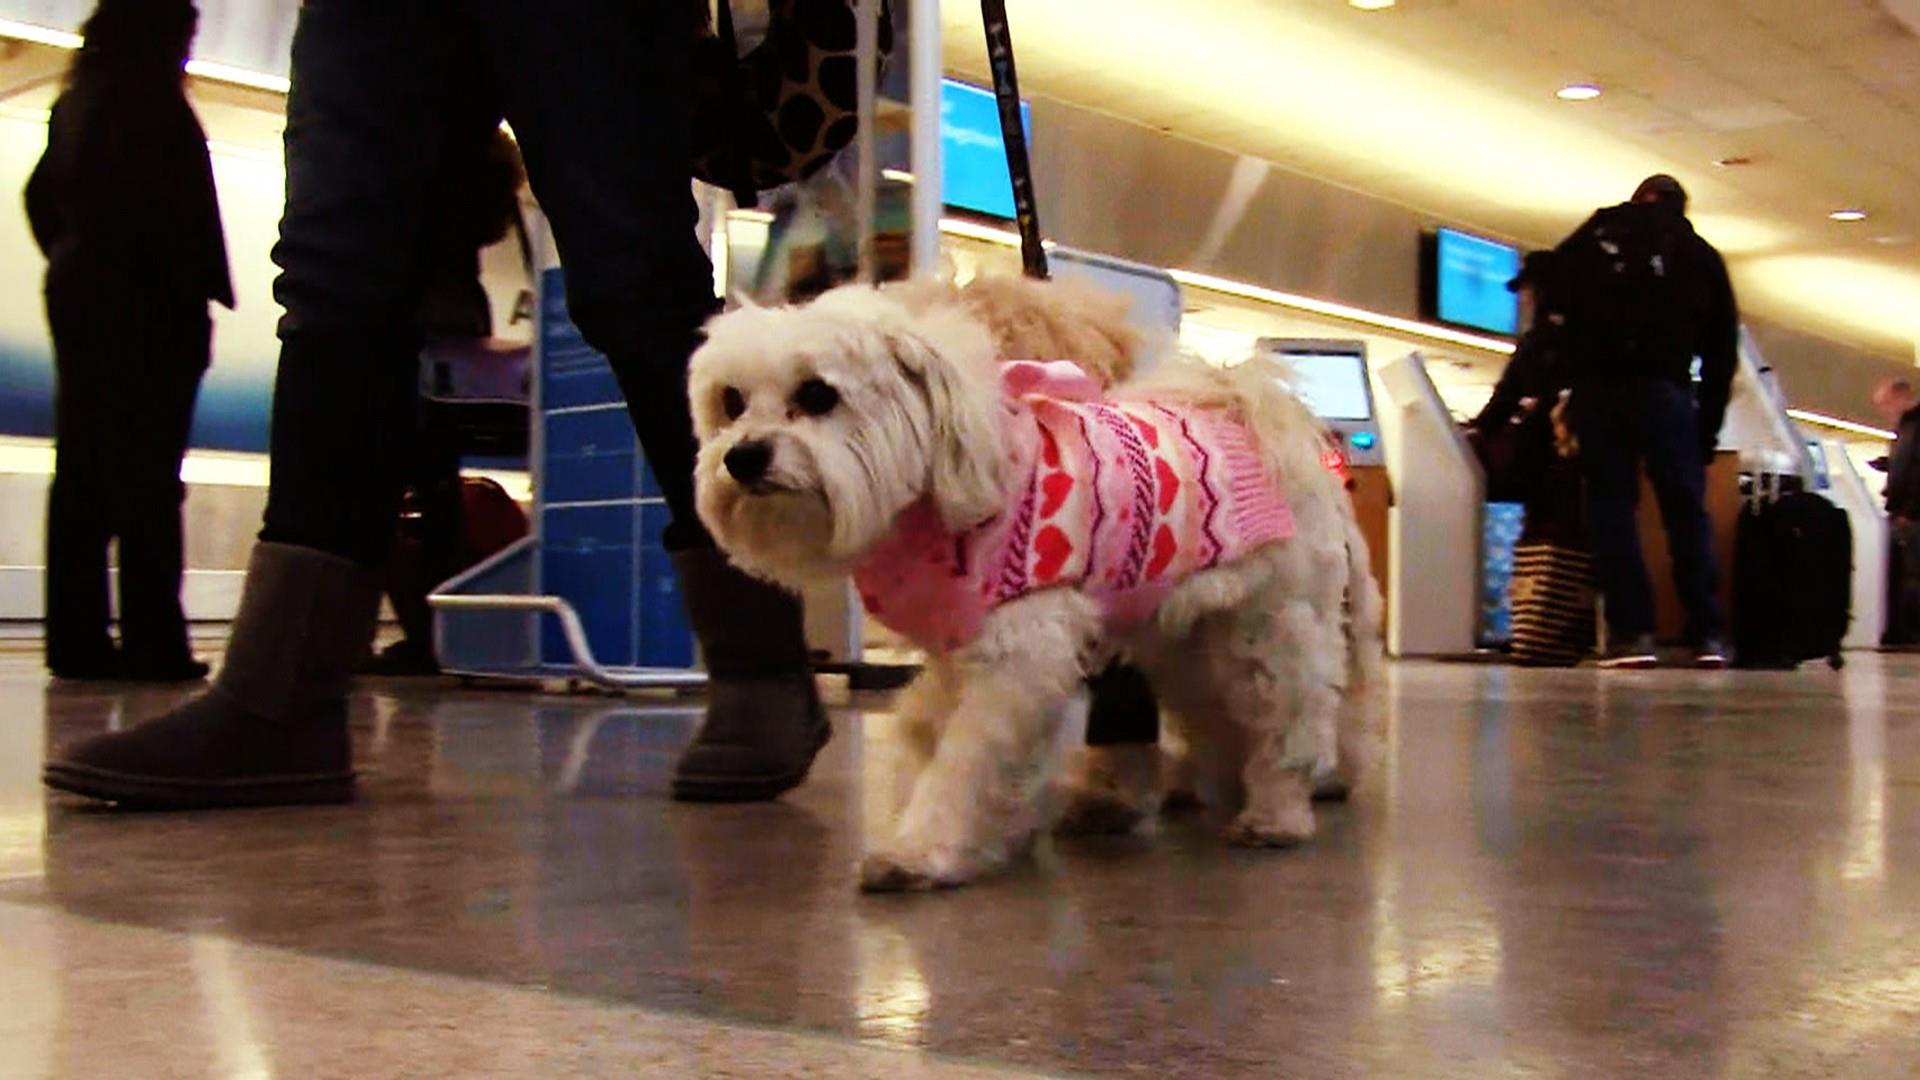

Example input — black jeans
[1579,377,1723,644]
[259,0,716,567]
[45,280,207,669]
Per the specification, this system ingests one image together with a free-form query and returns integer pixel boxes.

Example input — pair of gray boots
[42,542,828,808]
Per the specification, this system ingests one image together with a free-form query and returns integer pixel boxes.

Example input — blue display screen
[941,78,1031,219]
[1434,228,1520,336]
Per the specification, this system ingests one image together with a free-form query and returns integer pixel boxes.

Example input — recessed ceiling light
[1349,0,1396,8]
[1830,209,1869,223]
[1556,83,1602,101]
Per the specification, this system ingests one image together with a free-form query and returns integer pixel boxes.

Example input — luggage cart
[430,217,706,691]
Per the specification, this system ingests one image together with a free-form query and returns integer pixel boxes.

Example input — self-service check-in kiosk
[1256,340,1392,644]
[1813,438,1888,649]
[1375,351,1484,657]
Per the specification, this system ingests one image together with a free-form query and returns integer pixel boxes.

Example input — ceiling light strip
[0,18,80,49]
[936,218,1515,356]
[1786,409,1894,441]
[1168,268,1518,355]
[1,20,291,94]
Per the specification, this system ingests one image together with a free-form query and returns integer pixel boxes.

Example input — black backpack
[1551,203,1702,377]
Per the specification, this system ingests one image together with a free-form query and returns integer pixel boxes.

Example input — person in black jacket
[1556,175,1738,669]
[1873,378,1920,645]
[25,0,233,682]
[1467,253,1564,500]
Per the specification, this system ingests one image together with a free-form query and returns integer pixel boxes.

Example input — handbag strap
[980,0,1047,280]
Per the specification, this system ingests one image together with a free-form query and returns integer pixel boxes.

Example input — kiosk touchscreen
[1255,339,1391,633]
[1256,339,1384,468]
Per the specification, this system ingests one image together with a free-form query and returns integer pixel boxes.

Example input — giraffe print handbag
[691,0,895,206]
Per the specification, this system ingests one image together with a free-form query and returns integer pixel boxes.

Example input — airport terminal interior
[4,1,1920,1076]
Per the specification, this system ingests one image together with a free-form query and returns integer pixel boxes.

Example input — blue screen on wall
[941,78,1031,219]
[1434,228,1520,336]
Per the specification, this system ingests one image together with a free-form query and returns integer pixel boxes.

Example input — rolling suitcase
[1732,477,1851,670]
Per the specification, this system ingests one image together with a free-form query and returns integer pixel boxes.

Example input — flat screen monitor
[1281,349,1373,422]
[940,78,1031,219]
[1430,227,1520,336]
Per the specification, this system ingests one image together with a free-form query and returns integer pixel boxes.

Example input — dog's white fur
[689,281,1384,891]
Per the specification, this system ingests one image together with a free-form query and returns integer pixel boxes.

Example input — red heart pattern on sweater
[1147,523,1177,580]
[1155,456,1180,514]
[1039,472,1074,518]
[1034,525,1073,583]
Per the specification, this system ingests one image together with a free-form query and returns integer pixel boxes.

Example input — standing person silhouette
[27,0,233,682]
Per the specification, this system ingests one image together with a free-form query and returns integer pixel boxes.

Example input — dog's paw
[1225,808,1316,849]
[1054,787,1150,836]
[858,848,971,893]
[860,853,936,893]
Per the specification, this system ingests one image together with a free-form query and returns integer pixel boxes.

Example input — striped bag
[1509,542,1596,667]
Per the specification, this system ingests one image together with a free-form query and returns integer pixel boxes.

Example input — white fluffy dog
[688,281,1384,892]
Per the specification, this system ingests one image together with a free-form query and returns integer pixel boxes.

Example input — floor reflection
[7,652,1920,1077]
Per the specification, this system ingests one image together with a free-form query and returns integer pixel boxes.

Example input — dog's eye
[721,387,746,421]
[792,378,840,418]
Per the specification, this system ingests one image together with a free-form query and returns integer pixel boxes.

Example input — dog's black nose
[724,440,774,485]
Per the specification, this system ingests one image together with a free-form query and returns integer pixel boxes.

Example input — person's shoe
[42,543,381,810]
[1692,637,1729,670]
[1596,634,1659,670]
[40,691,352,808]
[669,547,830,803]
[47,648,128,682]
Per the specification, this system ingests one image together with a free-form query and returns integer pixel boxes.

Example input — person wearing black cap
[1552,173,1739,669]
[1469,252,1562,450]
[25,0,232,682]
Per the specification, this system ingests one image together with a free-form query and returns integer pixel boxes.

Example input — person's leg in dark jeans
[1639,378,1725,658]
[44,1,458,807]
[1581,383,1658,665]
[481,1,828,800]
[43,298,119,678]
[115,308,211,681]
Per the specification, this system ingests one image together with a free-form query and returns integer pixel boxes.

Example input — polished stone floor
[4,640,1919,1079]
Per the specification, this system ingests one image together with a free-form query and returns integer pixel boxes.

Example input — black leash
[979,0,1047,280]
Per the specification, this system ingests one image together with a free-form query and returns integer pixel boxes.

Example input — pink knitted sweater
[853,360,1295,651]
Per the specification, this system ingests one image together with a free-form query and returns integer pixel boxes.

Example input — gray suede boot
[43,542,382,809]
[670,547,831,802]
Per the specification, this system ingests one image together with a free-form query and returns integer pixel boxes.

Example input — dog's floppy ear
[886,306,1006,531]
